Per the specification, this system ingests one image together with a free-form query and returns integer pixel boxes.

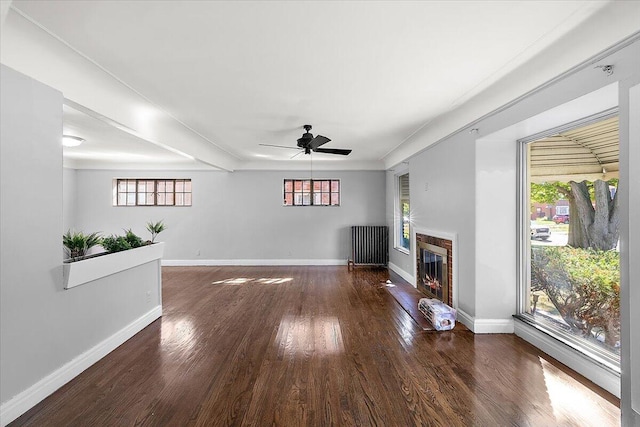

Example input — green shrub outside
[531,246,620,349]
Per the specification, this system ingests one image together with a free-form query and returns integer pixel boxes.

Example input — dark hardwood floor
[11,266,619,426]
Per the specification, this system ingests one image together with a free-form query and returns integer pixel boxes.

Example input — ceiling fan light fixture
[62,135,85,147]
[260,124,352,156]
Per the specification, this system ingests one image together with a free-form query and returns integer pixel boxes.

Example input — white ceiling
[0,1,627,170]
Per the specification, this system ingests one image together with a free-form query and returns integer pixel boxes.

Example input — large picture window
[518,111,620,368]
[114,179,192,206]
[396,173,410,251]
[283,179,340,206]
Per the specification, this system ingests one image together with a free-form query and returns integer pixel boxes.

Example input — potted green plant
[63,230,102,262]
[63,224,166,289]
[146,220,166,243]
[102,229,145,253]
[101,235,132,253]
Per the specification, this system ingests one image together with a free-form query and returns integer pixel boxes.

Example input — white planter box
[63,242,165,289]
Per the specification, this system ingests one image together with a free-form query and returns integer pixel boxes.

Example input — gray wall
[63,167,77,232]
[71,169,386,263]
[1,65,63,404]
[0,66,161,417]
[386,135,477,316]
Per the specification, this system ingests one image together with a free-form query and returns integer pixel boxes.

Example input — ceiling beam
[1,8,239,171]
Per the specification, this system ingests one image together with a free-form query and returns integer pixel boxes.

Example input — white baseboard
[456,308,475,331]
[474,318,514,334]
[388,262,414,285]
[514,319,620,397]
[455,309,514,334]
[162,259,348,266]
[0,306,162,427]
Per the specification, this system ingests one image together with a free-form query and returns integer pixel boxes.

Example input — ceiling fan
[260,125,352,157]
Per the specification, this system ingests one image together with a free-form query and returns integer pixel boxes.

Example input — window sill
[394,246,410,255]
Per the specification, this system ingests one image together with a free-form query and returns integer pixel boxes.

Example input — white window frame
[112,178,192,207]
[394,171,410,253]
[282,179,341,207]
[516,109,621,375]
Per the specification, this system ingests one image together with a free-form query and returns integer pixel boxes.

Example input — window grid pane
[115,178,191,207]
[156,180,172,206]
[283,179,340,207]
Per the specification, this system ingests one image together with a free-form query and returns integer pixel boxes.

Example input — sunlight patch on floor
[256,277,293,284]
[212,277,253,285]
[275,315,345,357]
[211,277,293,285]
[540,357,615,425]
[160,317,196,355]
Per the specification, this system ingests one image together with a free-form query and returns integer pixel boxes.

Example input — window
[283,179,340,206]
[114,179,192,206]
[396,173,410,251]
[518,112,620,368]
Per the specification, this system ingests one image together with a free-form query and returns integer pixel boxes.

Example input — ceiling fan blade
[313,147,352,155]
[290,150,304,159]
[259,143,300,150]
[309,135,330,150]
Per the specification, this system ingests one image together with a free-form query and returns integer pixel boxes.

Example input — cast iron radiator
[349,226,389,269]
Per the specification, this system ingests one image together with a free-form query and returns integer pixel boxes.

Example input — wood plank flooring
[11,266,620,426]
[384,279,435,330]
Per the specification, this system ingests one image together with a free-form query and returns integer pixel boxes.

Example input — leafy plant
[101,235,132,253]
[146,220,166,243]
[63,230,102,261]
[101,228,148,253]
[123,229,144,248]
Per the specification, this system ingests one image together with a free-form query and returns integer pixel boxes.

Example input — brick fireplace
[416,232,454,307]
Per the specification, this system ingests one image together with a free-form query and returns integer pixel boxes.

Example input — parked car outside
[552,214,569,224]
[531,222,551,241]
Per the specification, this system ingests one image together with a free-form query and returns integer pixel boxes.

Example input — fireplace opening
[415,232,454,307]
[417,242,448,304]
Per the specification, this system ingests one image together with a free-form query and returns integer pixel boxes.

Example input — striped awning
[529,116,618,183]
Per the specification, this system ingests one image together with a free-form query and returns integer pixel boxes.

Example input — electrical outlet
[146,290,151,303]
[196,249,200,256]
[424,182,429,192]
